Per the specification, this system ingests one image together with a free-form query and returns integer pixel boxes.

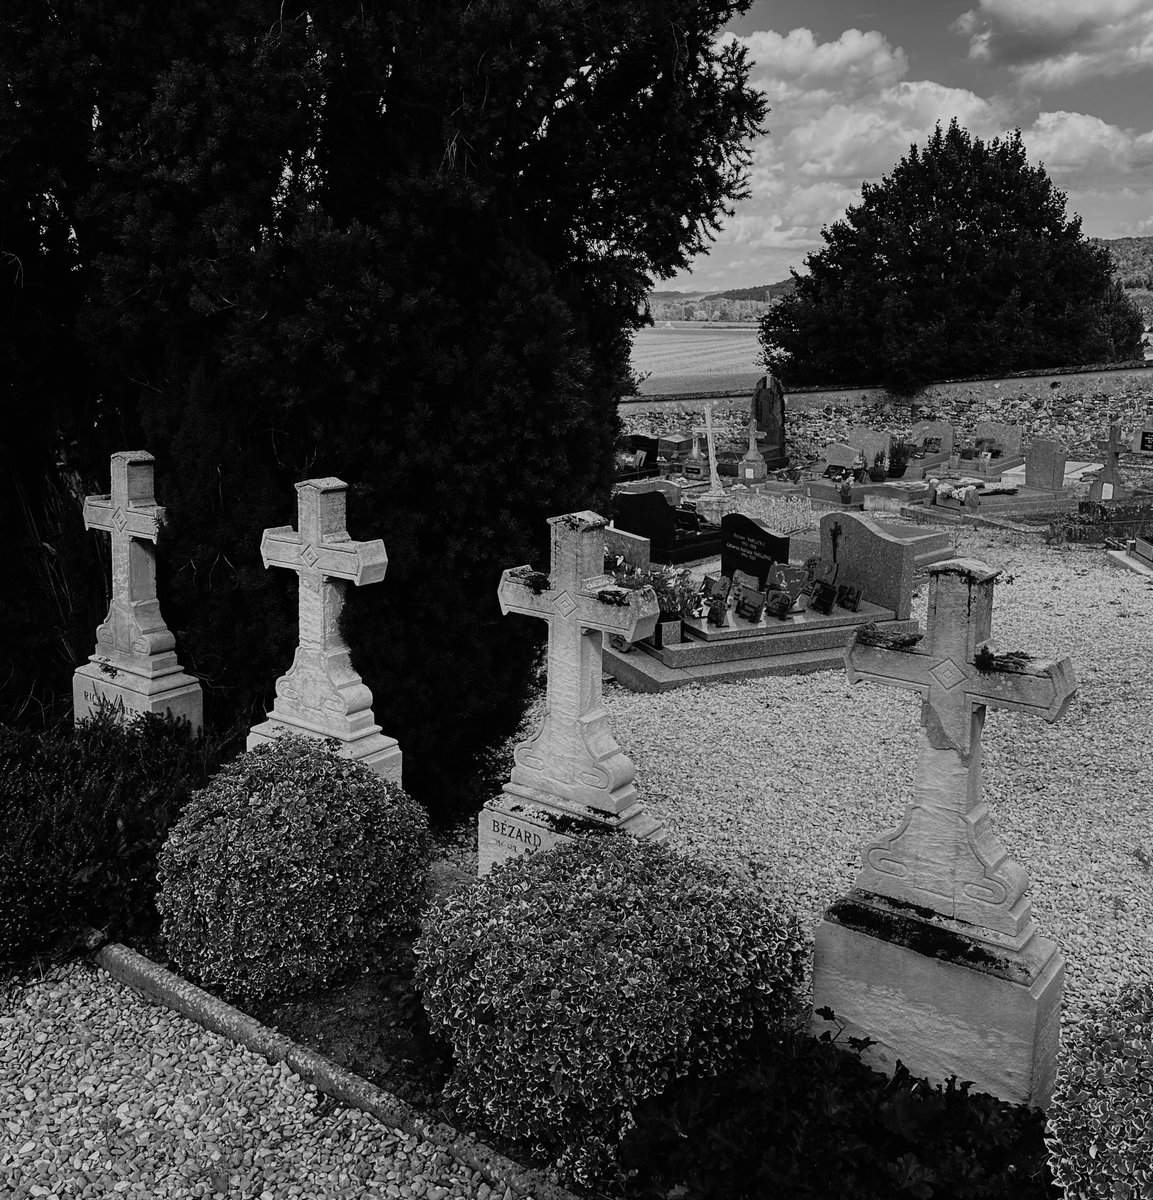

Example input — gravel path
[0,965,498,1200]
[608,527,1153,1024]
[1,527,1148,1197]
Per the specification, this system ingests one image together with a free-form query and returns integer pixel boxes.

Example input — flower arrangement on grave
[887,441,911,477]
[613,565,697,620]
[868,451,888,482]
[838,478,854,504]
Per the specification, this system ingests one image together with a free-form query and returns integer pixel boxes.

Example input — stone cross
[845,559,1076,943]
[497,511,658,815]
[247,477,401,780]
[1090,424,1127,501]
[73,451,203,731]
[702,402,724,497]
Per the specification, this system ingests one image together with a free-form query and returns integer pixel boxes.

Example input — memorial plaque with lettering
[765,590,793,620]
[734,585,767,623]
[810,580,837,615]
[721,513,789,587]
[837,583,863,612]
[766,563,809,612]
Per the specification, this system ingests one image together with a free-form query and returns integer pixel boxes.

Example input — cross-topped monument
[739,412,768,485]
[479,511,662,874]
[813,558,1077,1106]
[1089,424,1127,502]
[73,451,203,732]
[247,477,401,781]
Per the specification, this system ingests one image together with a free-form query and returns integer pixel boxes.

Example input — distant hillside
[646,277,794,323]
[1092,236,1153,288]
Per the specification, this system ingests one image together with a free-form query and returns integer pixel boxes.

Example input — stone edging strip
[91,939,581,1200]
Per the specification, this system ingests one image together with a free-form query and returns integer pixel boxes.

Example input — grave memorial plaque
[836,583,863,612]
[766,563,809,610]
[721,513,789,587]
[765,591,793,620]
[734,585,767,623]
[809,580,837,614]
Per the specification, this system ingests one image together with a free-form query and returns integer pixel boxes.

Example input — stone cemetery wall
[621,363,1153,473]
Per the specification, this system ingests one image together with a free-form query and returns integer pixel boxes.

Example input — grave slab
[247,478,401,780]
[73,451,203,732]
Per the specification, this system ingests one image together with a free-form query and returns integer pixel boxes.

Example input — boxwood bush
[0,710,217,978]
[1045,982,1152,1199]
[157,735,430,1005]
[415,835,806,1187]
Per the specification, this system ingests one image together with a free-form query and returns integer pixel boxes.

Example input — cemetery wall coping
[90,935,580,1200]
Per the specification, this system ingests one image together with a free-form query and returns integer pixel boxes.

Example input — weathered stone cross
[497,511,657,814]
[247,477,401,780]
[74,451,203,730]
[845,559,1076,942]
[1090,424,1126,501]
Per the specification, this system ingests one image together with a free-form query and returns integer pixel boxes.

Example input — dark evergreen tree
[1,1,765,815]
[760,120,1145,394]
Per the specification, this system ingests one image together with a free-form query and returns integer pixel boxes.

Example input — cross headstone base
[246,718,402,781]
[811,891,1064,1107]
[478,783,666,877]
[73,659,204,734]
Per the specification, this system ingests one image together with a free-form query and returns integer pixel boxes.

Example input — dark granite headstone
[721,513,789,587]
[752,374,787,467]
[819,511,917,620]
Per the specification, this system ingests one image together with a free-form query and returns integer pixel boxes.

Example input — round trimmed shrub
[157,735,429,1005]
[1045,982,1152,1199]
[415,835,806,1187]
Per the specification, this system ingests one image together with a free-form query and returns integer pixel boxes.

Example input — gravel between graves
[2,527,1149,1199]
[607,526,1153,1026]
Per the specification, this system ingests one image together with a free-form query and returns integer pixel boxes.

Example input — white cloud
[954,0,1153,88]
[668,24,1153,289]
[1023,110,1153,176]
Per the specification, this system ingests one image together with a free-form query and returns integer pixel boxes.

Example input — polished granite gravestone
[73,451,203,732]
[480,511,662,875]
[813,559,1076,1107]
[751,373,788,469]
[247,477,401,780]
[720,513,789,588]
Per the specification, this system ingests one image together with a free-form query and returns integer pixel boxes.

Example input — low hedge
[415,835,806,1187]
[1046,981,1153,1199]
[0,711,216,978]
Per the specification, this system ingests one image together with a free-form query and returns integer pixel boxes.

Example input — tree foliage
[760,120,1145,393]
[1,1,764,815]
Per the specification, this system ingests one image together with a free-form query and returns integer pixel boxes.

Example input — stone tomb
[813,559,1076,1106]
[247,478,401,780]
[480,511,662,875]
[1024,437,1068,491]
[720,513,789,587]
[73,451,204,732]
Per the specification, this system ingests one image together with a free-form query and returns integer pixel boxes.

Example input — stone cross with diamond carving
[844,558,1076,942]
[247,477,401,780]
[497,511,658,816]
[73,451,203,731]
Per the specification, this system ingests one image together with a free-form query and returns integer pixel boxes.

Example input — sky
[668,0,1153,292]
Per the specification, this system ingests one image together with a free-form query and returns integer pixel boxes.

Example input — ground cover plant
[0,709,221,984]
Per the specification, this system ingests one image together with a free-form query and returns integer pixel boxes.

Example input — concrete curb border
[91,939,581,1200]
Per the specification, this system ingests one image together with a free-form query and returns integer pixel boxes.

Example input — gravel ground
[2,527,1148,1197]
[0,965,499,1200]
[607,526,1153,1025]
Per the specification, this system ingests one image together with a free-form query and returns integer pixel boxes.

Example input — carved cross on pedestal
[74,451,202,730]
[248,478,400,779]
[1090,424,1127,501]
[84,451,175,668]
[702,402,724,498]
[498,511,657,814]
[845,559,1076,943]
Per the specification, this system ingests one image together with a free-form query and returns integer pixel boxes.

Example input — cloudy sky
[669,0,1153,291]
